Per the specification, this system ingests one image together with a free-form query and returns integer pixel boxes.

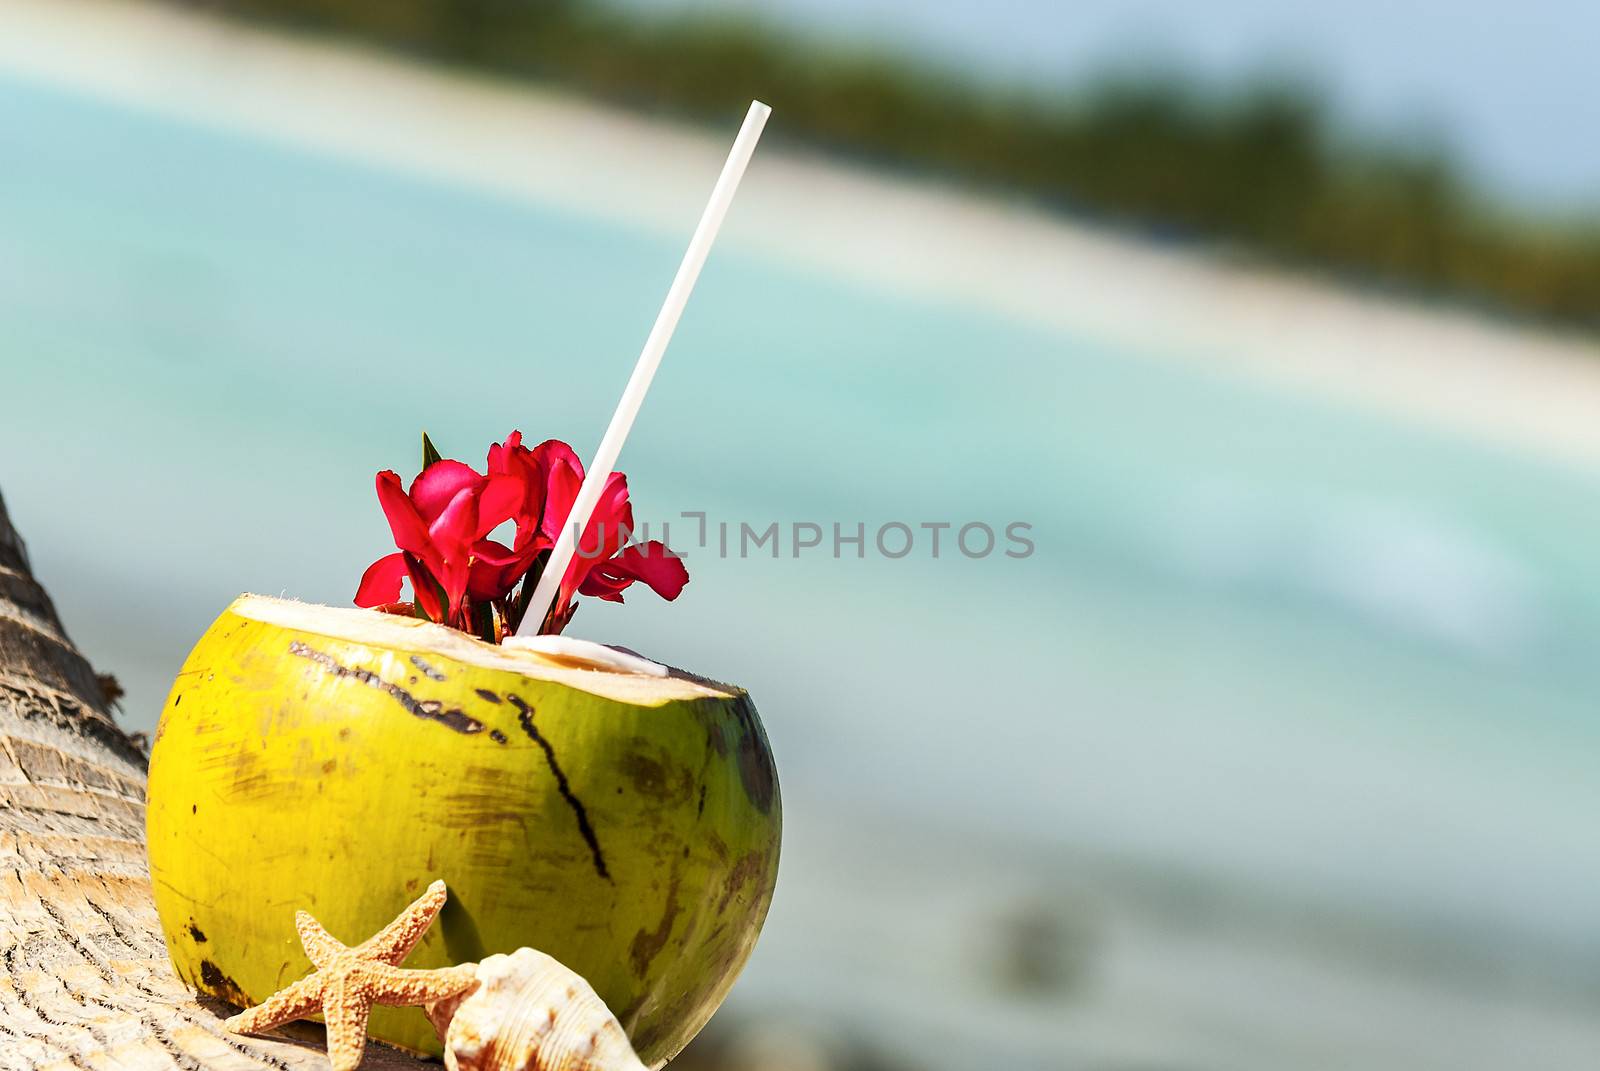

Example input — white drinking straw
[517,100,771,636]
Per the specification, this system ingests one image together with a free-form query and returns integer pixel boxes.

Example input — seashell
[428,947,649,1071]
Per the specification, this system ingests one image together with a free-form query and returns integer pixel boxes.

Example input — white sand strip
[5,0,1600,466]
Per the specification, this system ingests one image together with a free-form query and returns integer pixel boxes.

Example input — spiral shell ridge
[431,948,649,1071]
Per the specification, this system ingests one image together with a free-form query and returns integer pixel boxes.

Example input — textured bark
[0,491,425,1070]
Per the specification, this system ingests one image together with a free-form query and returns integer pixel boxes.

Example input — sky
[626,0,1600,209]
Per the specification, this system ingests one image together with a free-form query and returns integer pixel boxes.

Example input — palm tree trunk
[0,490,422,1069]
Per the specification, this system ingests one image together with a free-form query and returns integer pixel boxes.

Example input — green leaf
[422,431,443,470]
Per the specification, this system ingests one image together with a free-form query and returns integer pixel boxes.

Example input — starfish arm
[296,911,350,968]
[357,879,449,965]
[322,974,376,1071]
[368,962,479,1007]
[224,974,324,1035]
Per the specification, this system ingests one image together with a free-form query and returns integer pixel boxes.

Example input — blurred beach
[2,1,1599,1068]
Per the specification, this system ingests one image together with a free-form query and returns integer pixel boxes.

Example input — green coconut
[145,595,780,1065]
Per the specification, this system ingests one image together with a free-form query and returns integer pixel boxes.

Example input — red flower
[354,432,688,638]
[354,461,519,629]
[487,432,689,632]
[467,431,560,599]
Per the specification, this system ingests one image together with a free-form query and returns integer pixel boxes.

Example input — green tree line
[203,0,1600,328]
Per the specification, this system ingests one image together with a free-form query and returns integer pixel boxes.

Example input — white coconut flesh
[233,594,734,705]
[500,634,667,677]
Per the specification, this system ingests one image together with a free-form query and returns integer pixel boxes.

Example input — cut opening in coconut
[233,594,733,705]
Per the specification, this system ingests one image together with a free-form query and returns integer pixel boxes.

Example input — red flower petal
[376,471,434,562]
[404,553,444,622]
[532,439,585,544]
[354,552,407,607]
[410,460,484,524]
[428,485,481,551]
[468,538,526,601]
[422,486,481,623]
[579,541,689,603]
[486,430,524,476]
[476,474,523,540]
[589,472,635,557]
[470,538,522,568]
[487,433,552,552]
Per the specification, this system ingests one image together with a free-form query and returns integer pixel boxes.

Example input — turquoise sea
[3,73,1598,1067]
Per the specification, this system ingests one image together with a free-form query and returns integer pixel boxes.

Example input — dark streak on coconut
[629,865,682,980]
[408,655,447,681]
[620,751,672,801]
[288,642,506,742]
[474,688,502,703]
[717,851,766,915]
[507,695,610,881]
[197,959,252,1009]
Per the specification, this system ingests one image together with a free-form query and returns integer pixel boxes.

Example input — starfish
[224,880,479,1071]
